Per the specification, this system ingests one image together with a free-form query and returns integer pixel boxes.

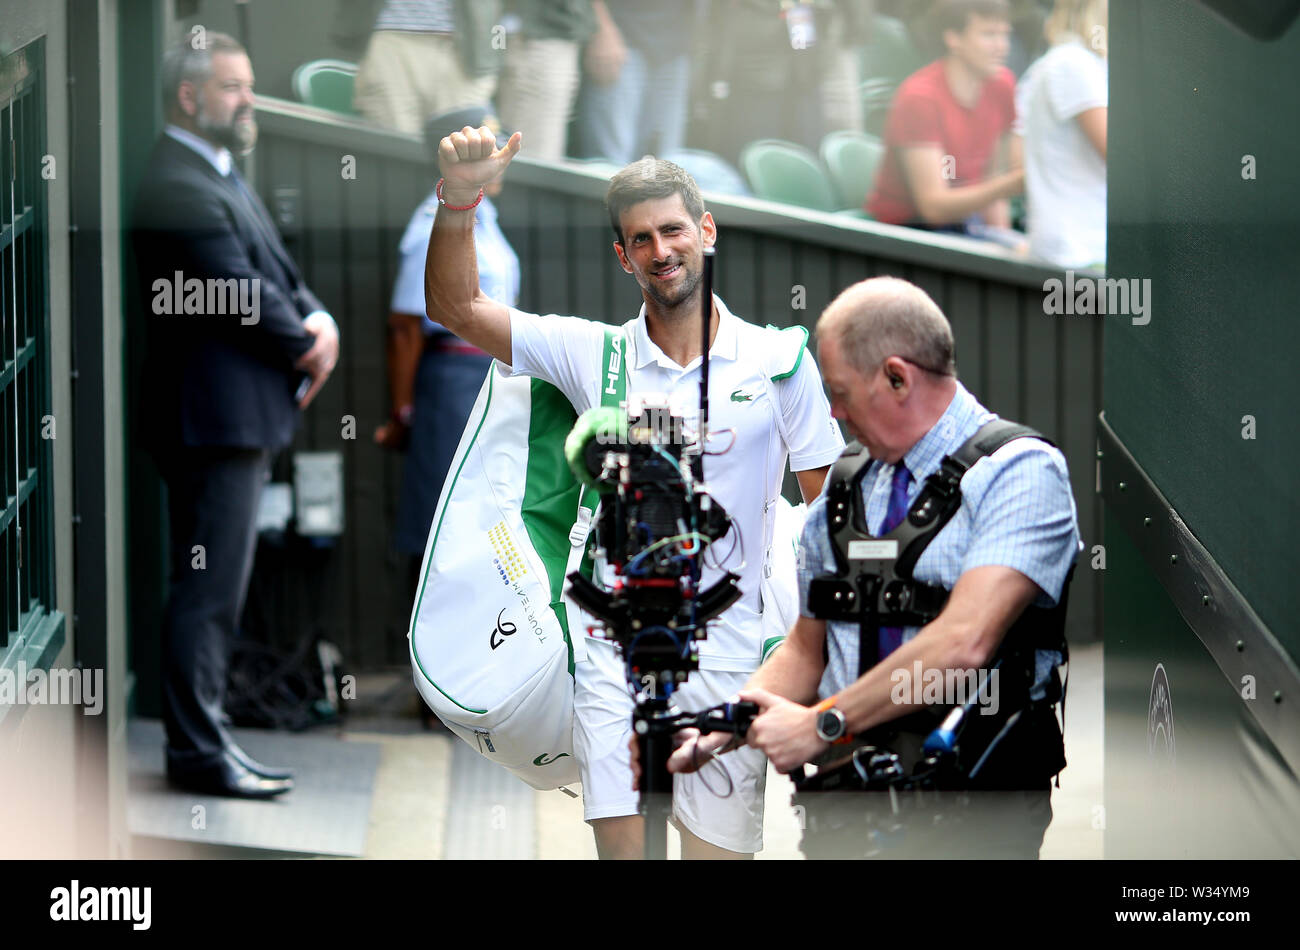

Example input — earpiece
[889,374,903,389]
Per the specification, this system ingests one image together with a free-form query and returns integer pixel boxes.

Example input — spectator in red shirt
[867,0,1025,235]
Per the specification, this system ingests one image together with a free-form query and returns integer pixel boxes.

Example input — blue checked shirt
[796,381,1081,701]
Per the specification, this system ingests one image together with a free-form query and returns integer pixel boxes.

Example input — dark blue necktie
[876,462,913,660]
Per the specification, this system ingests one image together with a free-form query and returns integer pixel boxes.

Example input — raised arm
[423,126,523,364]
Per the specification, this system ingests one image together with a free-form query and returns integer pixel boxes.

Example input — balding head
[815,278,959,463]
[816,277,956,380]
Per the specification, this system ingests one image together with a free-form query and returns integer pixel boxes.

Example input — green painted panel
[120,0,167,718]
[1104,509,1300,857]
[1106,0,1300,658]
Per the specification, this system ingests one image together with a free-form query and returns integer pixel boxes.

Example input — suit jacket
[133,134,323,453]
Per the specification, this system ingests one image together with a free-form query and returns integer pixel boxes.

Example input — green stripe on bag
[575,328,629,585]
[522,379,583,676]
[521,329,628,677]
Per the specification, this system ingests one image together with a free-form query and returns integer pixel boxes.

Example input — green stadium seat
[859,15,926,136]
[820,131,885,212]
[291,59,359,116]
[862,15,926,83]
[1011,194,1027,232]
[739,139,838,212]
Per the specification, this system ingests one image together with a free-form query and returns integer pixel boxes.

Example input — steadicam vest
[806,419,1071,779]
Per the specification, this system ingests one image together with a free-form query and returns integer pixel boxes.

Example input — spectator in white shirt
[1014,0,1108,269]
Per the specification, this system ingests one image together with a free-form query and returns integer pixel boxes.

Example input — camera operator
[425,130,844,859]
[665,277,1080,858]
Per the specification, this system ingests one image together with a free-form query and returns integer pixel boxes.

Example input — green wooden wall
[1106,0,1300,652]
[1104,0,1300,856]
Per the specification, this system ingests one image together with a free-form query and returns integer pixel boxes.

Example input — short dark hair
[161,31,247,113]
[605,158,706,245]
[932,0,1011,38]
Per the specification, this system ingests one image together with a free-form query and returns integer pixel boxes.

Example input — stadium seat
[291,60,359,116]
[661,149,751,197]
[859,15,926,136]
[862,15,926,82]
[820,131,885,212]
[1011,194,1027,232]
[739,139,838,212]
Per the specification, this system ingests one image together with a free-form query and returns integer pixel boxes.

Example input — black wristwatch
[815,705,848,744]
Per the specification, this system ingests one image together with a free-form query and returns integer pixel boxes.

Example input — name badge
[848,540,898,560]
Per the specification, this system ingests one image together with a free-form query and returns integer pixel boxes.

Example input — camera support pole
[698,246,715,477]
[634,685,674,861]
[635,690,758,860]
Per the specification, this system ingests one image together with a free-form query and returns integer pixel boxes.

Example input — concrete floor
[345,640,1103,860]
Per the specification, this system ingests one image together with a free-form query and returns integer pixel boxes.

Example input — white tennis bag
[408,332,625,790]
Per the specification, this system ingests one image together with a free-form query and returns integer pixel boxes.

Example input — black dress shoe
[167,751,293,799]
[226,743,295,781]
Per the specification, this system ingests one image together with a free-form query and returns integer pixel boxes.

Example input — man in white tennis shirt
[424,126,843,858]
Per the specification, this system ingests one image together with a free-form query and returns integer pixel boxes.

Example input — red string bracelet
[436,178,484,211]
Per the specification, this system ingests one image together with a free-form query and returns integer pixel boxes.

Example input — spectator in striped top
[495,0,597,162]
[332,0,504,135]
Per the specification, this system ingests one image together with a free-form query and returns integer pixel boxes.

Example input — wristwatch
[814,701,849,744]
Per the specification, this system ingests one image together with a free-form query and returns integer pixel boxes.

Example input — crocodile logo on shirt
[730,389,755,403]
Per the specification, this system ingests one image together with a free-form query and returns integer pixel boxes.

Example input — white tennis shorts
[572,636,767,854]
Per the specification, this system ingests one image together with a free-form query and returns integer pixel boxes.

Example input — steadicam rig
[562,396,742,860]
[561,247,744,859]
[562,395,740,682]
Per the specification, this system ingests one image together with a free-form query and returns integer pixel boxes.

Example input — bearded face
[197,90,258,154]
[192,51,258,155]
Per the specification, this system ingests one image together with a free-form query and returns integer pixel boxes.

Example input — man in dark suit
[133,32,339,798]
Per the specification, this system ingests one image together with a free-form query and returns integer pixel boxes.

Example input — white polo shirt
[508,296,844,672]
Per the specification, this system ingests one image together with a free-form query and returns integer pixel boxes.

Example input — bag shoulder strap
[570,326,630,590]
[580,327,629,518]
[599,326,629,409]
